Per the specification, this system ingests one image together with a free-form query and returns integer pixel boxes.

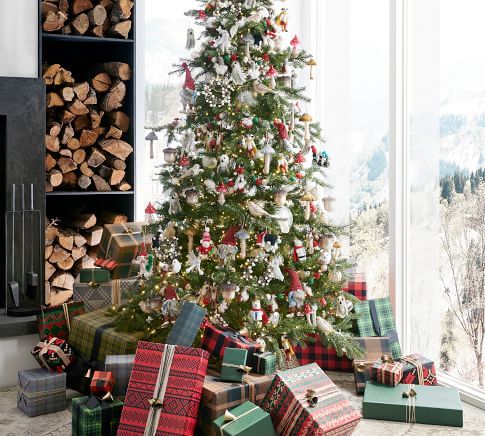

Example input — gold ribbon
[62,303,71,333]
[222,363,252,374]
[381,354,394,363]
[34,337,71,370]
[16,384,65,406]
[112,279,121,306]
[219,405,259,436]
[400,356,424,385]
[403,384,417,423]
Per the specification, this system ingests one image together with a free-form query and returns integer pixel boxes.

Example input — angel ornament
[186,28,195,50]
[186,252,204,275]
[214,27,231,54]
[248,61,260,80]
[231,61,246,85]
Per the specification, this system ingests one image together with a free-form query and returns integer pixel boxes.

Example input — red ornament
[311,145,318,154]
[262,53,270,62]
[290,35,301,49]
[295,172,304,179]
[221,225,241,246]
[266,65,277,78]
[181,62,195,91]
[314,272,321,279]
[235,166,245,175]
[198,10,207,20]
[179,156,190,167]
[231,54,238,61]
[227,179,235,187]
[255,178,263,186]
[294,153,306,164]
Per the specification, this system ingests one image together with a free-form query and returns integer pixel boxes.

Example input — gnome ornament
[161,284,179,323]
[145,202,157,224]
[285,268,306,317]
[249,299,269,325]
[293,239,307,262]
[197,228,214,259]
[180,62,196,113]
[133,243,154,278]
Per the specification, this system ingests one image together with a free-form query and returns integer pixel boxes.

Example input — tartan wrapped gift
[213,401,275,436]
[252,351,277,375]
[104,354,135,397]
[72,395,123,436]
[342,272,367,301]
[370,356,403,387]
[260,363,361,435]
[90,371,115,397]
[32,336,74,373]
[79,268,111,284]
[117,341,209,435]
[354,297,402,359]
[221,348,250,383]
[201,323,263,362]
[352,337,392,394]
[166,301,207,347]
[198,369,275,436]
[98,222,152,279]
[73,278,136,312]
[36,301,85,341]
[17,368,66,417]
[399,353,437,386]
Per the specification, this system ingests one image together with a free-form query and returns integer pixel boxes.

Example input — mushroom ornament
[299,113,313,144]
[301,191,315,221]
[307,58,317,80]
[262,143,275,175]
[235,228,250,259]
[145,131,158,159]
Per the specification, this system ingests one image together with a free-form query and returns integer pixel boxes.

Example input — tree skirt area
[1,373,484,435]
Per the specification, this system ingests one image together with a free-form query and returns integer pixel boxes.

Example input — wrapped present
[354,297,402,359]
[94,258,118,271]
[399,353,437,385]
[342,272,367,301]
[98,222,151,279]
[370,356,403,387]
[201,323,263,362]
[117,341,209,435]
[104,354,135,397]
[260,363,361,435]
[363,382,463,427]
[79,268,111,284]
[90,371,115,397]
[166,301,206,347]
[352,337,392,394]
[221,348,250,383]
[213,401,275,436]
[73,278,136,312]
[36,301,85,341]
[72,395,123,435]
[252,351,276,375]
[17,368,66,417]
[32,336,74,373]
[198,369,274,436]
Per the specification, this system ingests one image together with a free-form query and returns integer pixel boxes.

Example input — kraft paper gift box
[363,382,463,427]
[221,348,250,383]
[73,278,136,312]
[398,353,438,385]
[370,357,403,387]
[17,368,66,417]
[166,301,207,347]
[72,395,123,436]
[36,301,85,341]
[213,401,275,436]
[260,363,361,435]
[104,354,135,397]
[117,341,209,435]
[98,222,152,279]
[251,351,277,375]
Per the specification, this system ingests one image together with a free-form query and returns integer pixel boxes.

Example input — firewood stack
[44,211,127,305]
[43,62,133,192]
[42,0,134,40]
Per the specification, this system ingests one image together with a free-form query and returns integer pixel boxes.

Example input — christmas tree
[115,0,362,358]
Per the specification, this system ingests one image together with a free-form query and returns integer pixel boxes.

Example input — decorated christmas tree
[115,0,361,358]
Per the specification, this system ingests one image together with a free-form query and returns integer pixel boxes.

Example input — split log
[92,174,111,191]
[98,211,128,224]
[62,171,78,187]
[68,213,97,229]
[48,121,62,137]
[73,232,88,247]
[73,149,87,164]
[90,25,104,38]
[45,181,53,193]
[58,231,74,251]
[89,109,104,129]
[49,245,70,263]
[62,110,76,123]
[45,135,60,152]
[71,245,87,261]
[99,0,114,10]
[78,174,92,189]
[45,223,59,245]
[51,272,75,291]
[73,82,90,101]
[67,99,89,116]
[43,64,61,85]
[108,20,131,39]
[56,68,75,85]
[57,256,74,271]
[61,87,75,102]
[105,111,129,131]
[88,5,108,26]
[49,289,73,306]
[89,62,132,81]
[100,79,126,112]
[58,157,77,174]
[43,11,68,32]
[59,0,69,14]
[84,225,104,246]
[99,139,133,160]
[73,114,91,131]
[104,155,126,170]
[61,124,75,144]
[42,1,58,17]
[71,13,89,35]
[110,0,134,23]
[117,181,132,191]
[48,169,63,187]
[87,148,106,168]
[62,24,72,35]
[79,129,98,148]
[80,162,94,177]
[59,149,73,158]
[45,262,57,281]
[45,245,54,260]
[98,165,125,186]
[46,92,64,108]
[94,126,106,136]
[91,72,111,93]
[72,0,93,15]
[45,153,57,172]
[67,137,81,150]
[84,88,97,105]
[106,125,123,139]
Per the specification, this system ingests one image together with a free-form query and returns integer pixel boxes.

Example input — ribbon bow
[148,398,164,409]
[402,387,417,398]
[306,389,318,407]
[381,354,394,363]
[219,406,259,436]
[355,362,368,373]
[222,363,252,374]
[123,227,135,234]
[88,281,100,289]
[403,384,417,423]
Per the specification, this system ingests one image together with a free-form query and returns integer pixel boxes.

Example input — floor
[2,372,484,435]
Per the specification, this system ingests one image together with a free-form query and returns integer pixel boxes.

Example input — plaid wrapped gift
[352,337,392,394]
[398,353,437,386]
[90,371,115,397]
[342,272,367,301]
[354,297,402,359]
[69,309,141,365]
[221,348,250,383]
[166,301,206,347]
[32,336,74,373]
[260,363,361,435]
[201,323,263,362]
[104,354,135,397]
[72,395,123,436]
[17,368,66,417]
[117,341,209,435]
[36,301,85,340]
[79,268,111,284]
[370,356,403,386]
[197,368,275,436]
[252,352,276,375]
[98,222,152,279]
[73,278,136,312]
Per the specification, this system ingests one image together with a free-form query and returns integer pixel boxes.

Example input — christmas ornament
[277,155,289,174]
[233,165,247,191]
[336,295,353,318]
[293,239,307,262]
[266,65,278,89]
[274,118,299,153]
[328,269,343,283]
[186,28,196,50]
[249,299,269,325]
[273,189,287,206]
[305,303,318,326]
[269,311,280,326]
[220,283,239,311]
[216,182,227,205]
[248,60,260,80]
[261,143,275,175]
[184,227,196,253]
[247,200,270,218]
[214,27,232,54]
[217,154,231,174]
[145,131,158,159]
[316,315,334,334]
[301,192,315,221]
[252,80,274,95]
[235,228,250,259]
[168,191,181,215]
[213,56,228,76]
[161,285,179,323]
[290,34,300,56]
[231,61,246,85]
[197,227,214,258]
[163,147,177,164]
[271,205,293,234]
[145,202,156,223]
[132,243,154,279]
[180,62,196,113]
[181,129,197,157]
[317,251,332,272]
[299,113,313,144]
[186,252,204,275]
[202,156,218,170]
[269,255,285,281]
[285,268,305,317]
[244,134,257,157]
[275,8,289,32]
[256,231,281,253]
[184,188,200,206]
[307,58,317,80]
[333,241,342,259]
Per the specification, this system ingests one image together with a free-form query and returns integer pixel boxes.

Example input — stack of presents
[20,225,464,434]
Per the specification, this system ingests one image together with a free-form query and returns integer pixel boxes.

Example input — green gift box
[79,268,111,284]
[213,401,275,436]
[72,396,123,435]
[221,348,249,383]
[363,382,463,427]
[251,351,276,375]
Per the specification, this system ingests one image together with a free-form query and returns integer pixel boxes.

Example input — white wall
[0,0,38,78]
[0,335,40,388]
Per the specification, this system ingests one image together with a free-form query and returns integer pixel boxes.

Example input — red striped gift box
[370,357,403,386]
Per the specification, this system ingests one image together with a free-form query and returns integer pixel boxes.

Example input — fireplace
[0,77,45,315]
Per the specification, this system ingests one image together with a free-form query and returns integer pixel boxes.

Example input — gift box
[221,348,250,383]
[17,368,66,417]
[354,297,402,359]
[104,354,135,397]
[201,323,263,362]
[79,268,111,284]
[260,363,361,435]
[69,309,141,366]
[90,371,115,397]
[276,348,300,371]
[399,353,437,385]
[117,341,209,435]
[32,336,74,373]
[343,272,367,301]
[198,369,274,436]
[73,278,136,312]
[370,357,403,387]
[98,222,151,279]
[352,337,391,394]
[252,351,276,375]
[72,395,123,435]
[166,301,206,347]
[363,382,463,427]
[36,301,85,341]
[213,401,275,436]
